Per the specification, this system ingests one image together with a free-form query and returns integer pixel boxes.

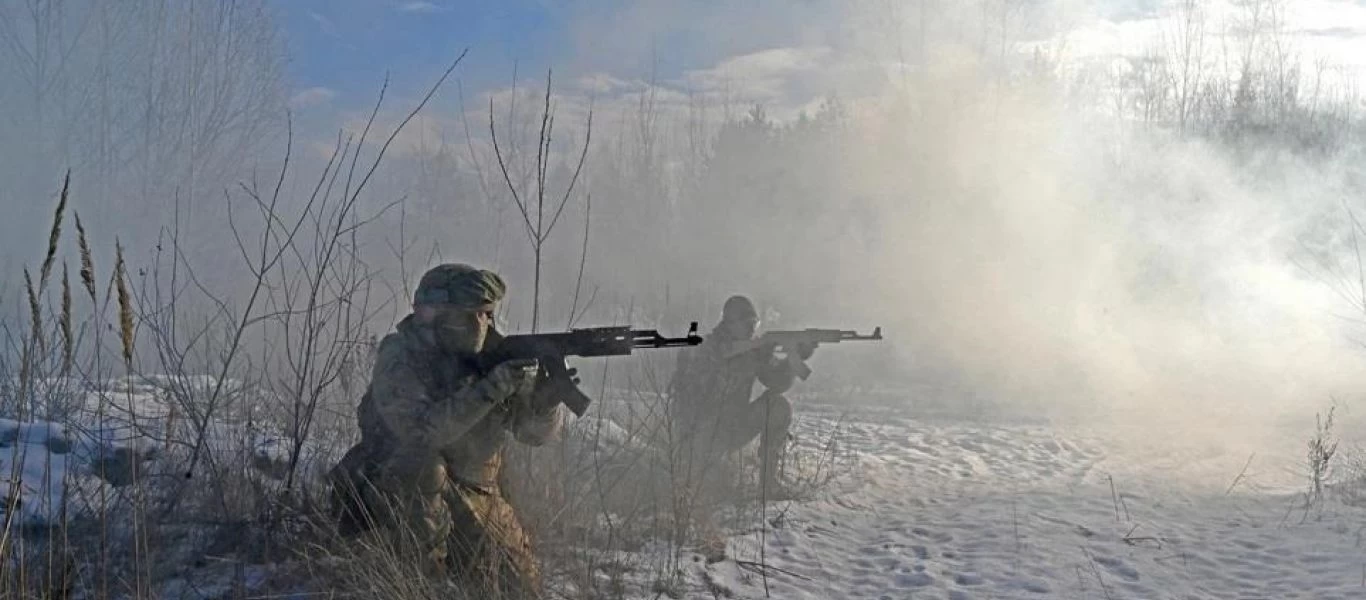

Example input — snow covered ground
[0,415,159,526]
[0,375,333,529]
[653,400,1366,600]
[4,376,1365,599]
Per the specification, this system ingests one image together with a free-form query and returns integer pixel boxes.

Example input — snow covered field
[657,400,1366,600]
[4,377,1365,600]
[0,376,330,529]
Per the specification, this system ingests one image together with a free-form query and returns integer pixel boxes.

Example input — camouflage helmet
[722,295,757,321]
[413,263,507,309]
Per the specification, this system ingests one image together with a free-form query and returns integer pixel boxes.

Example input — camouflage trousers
[329,446,542,599]
[671,389,793,490]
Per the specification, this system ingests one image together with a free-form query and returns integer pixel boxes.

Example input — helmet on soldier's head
[413,263,507,309]
[720,295,759,338]
[722,295,757,321]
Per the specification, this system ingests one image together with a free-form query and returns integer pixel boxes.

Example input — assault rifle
[721,327,883,380]
[476,322,703,416]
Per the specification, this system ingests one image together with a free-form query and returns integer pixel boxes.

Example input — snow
[4,376,1366,599]
[0,374,304,527]
[604,401,1366,600]
[0,420,74,525]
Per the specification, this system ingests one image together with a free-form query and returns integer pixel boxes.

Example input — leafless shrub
[1302,404,1339,521]
[0,47,468,596]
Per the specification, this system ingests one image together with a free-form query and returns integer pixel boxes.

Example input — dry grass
[113,240,134,369]
[60,263,72,376]
[38,171,69,293]
[0,56,485,596]
[23,269,42,358]
[74,213,96,303]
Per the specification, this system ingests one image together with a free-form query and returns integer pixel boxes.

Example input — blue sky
[272,0,849,112]
[275,1,564,101]
[272,0,1366,123]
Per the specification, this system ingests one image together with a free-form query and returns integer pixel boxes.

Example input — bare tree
[489,69,593,332]
[0,0,285,276]
[1167,0,1208,133]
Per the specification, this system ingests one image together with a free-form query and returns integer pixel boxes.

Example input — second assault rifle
[475,322,703,416]
[722,327,883,380]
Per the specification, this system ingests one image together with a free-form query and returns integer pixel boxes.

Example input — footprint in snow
[954,572,985,586]
[910,527,954,544]
[894,572,935,587]
[1007,578,1052,594]
[1092,555,1140,582]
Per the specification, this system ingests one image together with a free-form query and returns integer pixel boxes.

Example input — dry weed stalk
[60,262,72,375]
[40,171,70,292]
[113,240,134,368]
[75,213,97,303]
[24,269,43,355]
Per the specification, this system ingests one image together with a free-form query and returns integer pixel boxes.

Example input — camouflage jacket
[356,315,562,487]
[669,325,796,422]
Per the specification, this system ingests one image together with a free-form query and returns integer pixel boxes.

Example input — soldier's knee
[379,448,448,496]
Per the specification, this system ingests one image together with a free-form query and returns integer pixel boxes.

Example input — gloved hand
[527,361,578,413]
[795,342,817,360]
[481,358,540,403]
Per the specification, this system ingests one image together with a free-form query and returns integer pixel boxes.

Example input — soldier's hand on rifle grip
[484,358,540,403]
[796,341,817,360]
[529,360,578,413]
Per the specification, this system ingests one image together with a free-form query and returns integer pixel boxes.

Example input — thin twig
[544,100,594,239]
[735,560,813,582]
[567,194,592,329]
[490,98,537,244]
[1081,546,1115,600]
[1224,453,1256,495]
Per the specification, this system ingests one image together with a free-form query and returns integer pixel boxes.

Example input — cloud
[676,47,840,118]
[403,0,1366,138]
[1049,0,1366,84]
[397,2,447,13]
[686,47,831,89]
[289,87,337,110]
[574,73,639,96]
[1296,26,1366,38]
[308,11,339,37]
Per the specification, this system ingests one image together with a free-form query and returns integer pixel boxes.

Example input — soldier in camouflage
[328,263,563,598]
[668,295,815,495]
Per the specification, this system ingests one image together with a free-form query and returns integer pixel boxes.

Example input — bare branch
[567,194,592,329]
[545,102,593,239]
[491,96,538,244]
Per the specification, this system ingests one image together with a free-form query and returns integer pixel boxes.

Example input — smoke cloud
[5,0,1366,455]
